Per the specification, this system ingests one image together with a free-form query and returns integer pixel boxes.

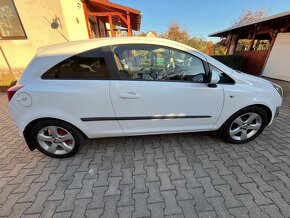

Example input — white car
[8,37,283,158]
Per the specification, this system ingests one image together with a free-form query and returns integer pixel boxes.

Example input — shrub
[0,73,17,87]
[211,55,245,71]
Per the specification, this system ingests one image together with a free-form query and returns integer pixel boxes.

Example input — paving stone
[0,184,18,204]
[87,186,107,209]
[133,160,146,175]
[197,177,220,198]
[77,179,96,198]
[180,170,201,188]
[94,170,110,187]
[47,180,70,201]
[215,184,243,208]
[85,209,103,218]
[41,173,62,191]
[268,180,290,203]
[212,160,232,176]
[132,193,151,217]
[228,207,249,218]
[205,168,227,185]
[105,176,121,196]
[7,202,32,218]
[264,191,290,217]
[120,168,134,185]
[177,199,198,218]
[56,189,80,212]
[260,204,284,218]
[25,191,53,214]
[156,158,170,173]
[198,211,217,218]
[118,184,134,206]
[222,175,248,195]
[228,166,252,183]
[162,190,183,215]
[246,172,275,192]
[147,181,164,203]
[0,193,25,217]
[173,180,192,200]
[235,158,256,173]
[236,194,270,218]
[71,198,90,218]
[133,174,148,193]
[158,172,175,191]
[207,197,233,218]
[18,182,45,203]
[145,166,159,182]
[59,165,78,181]
[41,200,62,218]
[118,206,134,218]
[188,188,213,212]
[251,164,278,181]
[148,202,165,218]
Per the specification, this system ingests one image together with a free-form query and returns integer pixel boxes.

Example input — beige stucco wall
[60,0,89,41]
[0,0,85,74]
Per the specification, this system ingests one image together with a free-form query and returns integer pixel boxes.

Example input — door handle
[119,92,140,99]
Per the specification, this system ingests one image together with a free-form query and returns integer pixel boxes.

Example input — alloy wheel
[37,126,75,155]
[229,112,262,141]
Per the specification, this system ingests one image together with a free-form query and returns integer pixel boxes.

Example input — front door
[109,44,224,134]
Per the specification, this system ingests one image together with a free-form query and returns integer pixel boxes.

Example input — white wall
[262,33,290,82]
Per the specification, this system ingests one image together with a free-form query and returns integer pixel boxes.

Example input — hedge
[211,55,245,71]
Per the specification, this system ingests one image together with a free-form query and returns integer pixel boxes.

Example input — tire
[30,119,84,158]
[221,106,268,144]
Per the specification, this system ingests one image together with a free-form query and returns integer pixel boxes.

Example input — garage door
[262,33,290,82]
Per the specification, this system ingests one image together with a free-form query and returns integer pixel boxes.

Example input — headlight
[272,83,283,98]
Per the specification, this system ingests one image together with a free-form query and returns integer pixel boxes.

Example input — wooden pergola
[209,11,290,76]
[81,0,141,38]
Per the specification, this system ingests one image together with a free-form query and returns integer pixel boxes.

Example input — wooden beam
[127,13,132,36]
[96,17,101,38]
[82,3,91,39]
[108,15,114,37]
[249,31,257,51]
[87,12,123,17]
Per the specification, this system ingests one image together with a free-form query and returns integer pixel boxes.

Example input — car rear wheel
[221,106,268,144]
[30,119,84,158]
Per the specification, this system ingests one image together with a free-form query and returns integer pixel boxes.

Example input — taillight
[7,84,24,102]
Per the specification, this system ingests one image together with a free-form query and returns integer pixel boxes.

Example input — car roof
[36,37,205,60]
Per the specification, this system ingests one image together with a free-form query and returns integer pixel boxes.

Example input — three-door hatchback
[8,37,283,157]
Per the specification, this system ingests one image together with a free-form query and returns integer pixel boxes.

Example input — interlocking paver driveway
[0,79,290,218]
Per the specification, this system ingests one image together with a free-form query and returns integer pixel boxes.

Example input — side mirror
[208,70,220,87]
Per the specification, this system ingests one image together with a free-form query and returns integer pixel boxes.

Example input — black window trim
[0,0,27,40]
[106,43,211,84]
[41,46,111,80]
[207,63,236,85]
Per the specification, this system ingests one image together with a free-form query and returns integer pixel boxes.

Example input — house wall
[0,0,87,77]
[60,0,89,41]
[262,33,290,82]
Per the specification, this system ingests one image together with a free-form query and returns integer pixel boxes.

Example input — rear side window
[41,48,109,80]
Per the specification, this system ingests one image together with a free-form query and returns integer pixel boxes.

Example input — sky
[113,0,290,41]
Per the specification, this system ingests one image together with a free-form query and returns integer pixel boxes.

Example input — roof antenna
[43,16,69,42]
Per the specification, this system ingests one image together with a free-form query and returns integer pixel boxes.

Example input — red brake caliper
[57,129,72,145]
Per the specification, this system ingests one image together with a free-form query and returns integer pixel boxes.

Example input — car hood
[231,70,273,86]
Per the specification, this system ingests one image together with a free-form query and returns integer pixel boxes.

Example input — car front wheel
[30,119,84,158]
[221,106,268,144]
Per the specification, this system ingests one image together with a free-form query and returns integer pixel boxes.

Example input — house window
[0,0,26,39]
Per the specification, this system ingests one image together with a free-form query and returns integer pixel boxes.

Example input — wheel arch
[23,117,88,151]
